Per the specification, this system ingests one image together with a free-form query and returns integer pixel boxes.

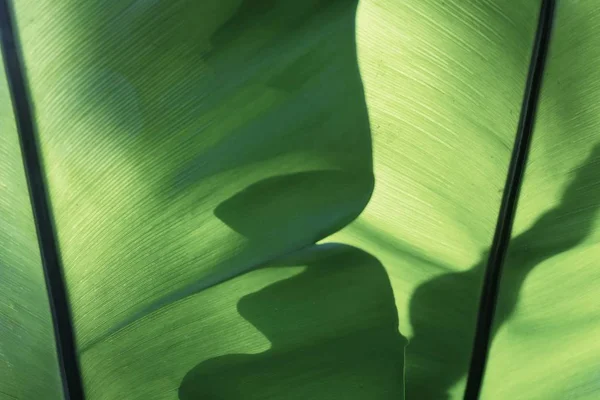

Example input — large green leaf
[1,0,599,399]
[330,1,541,398]
[8,0,379,398]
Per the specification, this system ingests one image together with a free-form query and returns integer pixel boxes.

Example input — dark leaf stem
[464,0,556,398]
[0,1,85,399]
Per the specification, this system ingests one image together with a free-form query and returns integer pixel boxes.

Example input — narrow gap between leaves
[0,2,85,399]
[464,0,556,399]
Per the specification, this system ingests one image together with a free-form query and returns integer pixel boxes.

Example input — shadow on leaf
[177,0,406,398]
[178,244,406,399]
[406,143,600,399]
[214,170,372,246]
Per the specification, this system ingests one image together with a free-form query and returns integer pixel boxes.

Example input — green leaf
[8,0,380,398]
[1,0,599,399]
[330,1,541,398]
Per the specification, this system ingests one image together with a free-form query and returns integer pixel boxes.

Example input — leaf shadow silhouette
[406,143,600,399]
[178,244,406,400]
[176,0,407,398]
[214,171,372,248]
[165,0,374,195]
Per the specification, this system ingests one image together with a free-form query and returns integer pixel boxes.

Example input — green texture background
[1,0,599,399]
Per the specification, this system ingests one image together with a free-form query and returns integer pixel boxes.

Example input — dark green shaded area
[215,171,372,246]
[179,244,406,400]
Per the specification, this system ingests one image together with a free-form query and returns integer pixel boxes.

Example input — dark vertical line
[0,1,85,399]
[464,0,556,398]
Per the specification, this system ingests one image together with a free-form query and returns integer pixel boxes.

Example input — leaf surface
[1,0,599,399]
